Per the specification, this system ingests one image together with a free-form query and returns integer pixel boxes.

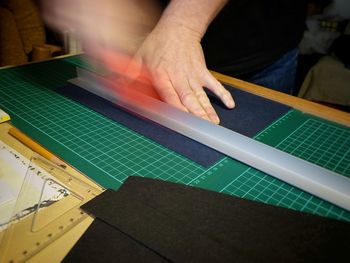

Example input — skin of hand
[41,0,161,55]
[125,0,235,124]
[128,17,235,124]
[42,0,235,124]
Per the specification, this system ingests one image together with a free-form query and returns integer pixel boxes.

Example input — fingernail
[225,95,235,108]
[209,114,220,125]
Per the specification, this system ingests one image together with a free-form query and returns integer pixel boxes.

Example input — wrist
[155,16,203,42]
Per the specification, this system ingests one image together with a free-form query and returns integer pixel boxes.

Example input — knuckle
[194,90,207,99]
[179,90,194,103]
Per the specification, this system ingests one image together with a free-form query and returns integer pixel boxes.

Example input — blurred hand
[42,0,161,55]
[42,0,235,124]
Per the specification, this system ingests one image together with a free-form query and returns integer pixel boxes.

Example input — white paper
[0,141,70,230]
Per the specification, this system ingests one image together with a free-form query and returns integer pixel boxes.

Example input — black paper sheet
[56,84,290,167]
[63,219,169,263]
[64,177,350,262]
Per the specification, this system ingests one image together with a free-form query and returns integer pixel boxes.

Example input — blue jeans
[247,48,298,94]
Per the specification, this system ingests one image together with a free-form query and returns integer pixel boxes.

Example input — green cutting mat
[0,57,349,222]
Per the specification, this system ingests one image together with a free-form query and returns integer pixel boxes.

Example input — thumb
[123,54,161,99]
[123,54,143,81]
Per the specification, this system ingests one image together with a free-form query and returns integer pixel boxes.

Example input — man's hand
[129,18,234,124]
[41,0,161,55]
[42,0,235,124]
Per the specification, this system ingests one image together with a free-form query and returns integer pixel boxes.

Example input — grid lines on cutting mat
[217,114,350,221]
[276,119,350,176]
[1,57,349,221]
[0,67,206,186]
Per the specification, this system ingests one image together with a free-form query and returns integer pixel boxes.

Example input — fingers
[153,73,189,113]
[124,55,143,81]
[152,69,220,124]
[41,0,74,31]
[169,70,233,124]
[187,79,220,124]
[203,71,235,109]
[171,74,213,122]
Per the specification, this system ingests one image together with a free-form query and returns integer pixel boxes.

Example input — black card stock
[57,84,290,167]
[64,177,350,262]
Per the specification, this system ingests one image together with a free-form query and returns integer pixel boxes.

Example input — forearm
[158,0,228,38]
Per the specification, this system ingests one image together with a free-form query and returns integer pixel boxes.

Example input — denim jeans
[247,48,298,94]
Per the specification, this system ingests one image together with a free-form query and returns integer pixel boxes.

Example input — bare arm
[42,0,234,123]
[161,0,228,38]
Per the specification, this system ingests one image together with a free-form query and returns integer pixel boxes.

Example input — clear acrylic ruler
[69,68,350,212]
[0,109,10,123]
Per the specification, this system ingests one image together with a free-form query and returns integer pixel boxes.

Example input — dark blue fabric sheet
[56,84,290,167]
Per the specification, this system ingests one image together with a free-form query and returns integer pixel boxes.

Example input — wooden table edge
[212,71,350,127]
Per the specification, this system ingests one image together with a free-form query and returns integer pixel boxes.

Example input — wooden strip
[211,71,350,127]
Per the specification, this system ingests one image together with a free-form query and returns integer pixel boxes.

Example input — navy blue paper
[56,84,290,167]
